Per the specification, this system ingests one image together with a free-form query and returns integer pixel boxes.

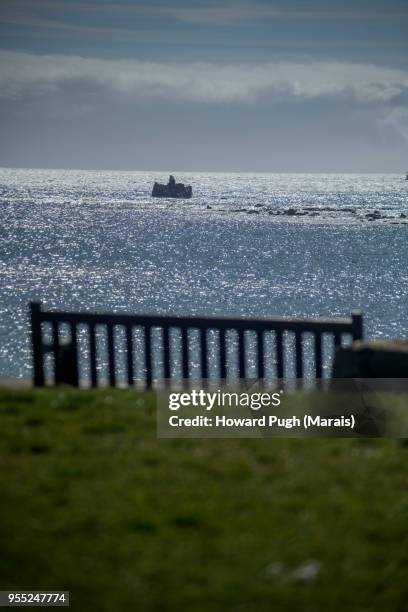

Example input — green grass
[1,388,408,611]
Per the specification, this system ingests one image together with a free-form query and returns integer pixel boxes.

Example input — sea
[0,168,407,379]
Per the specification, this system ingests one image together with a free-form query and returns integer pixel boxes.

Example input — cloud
[381,107,408,140]
[0,49,407,105]
[162,3,408,25]
[3,0,408,27]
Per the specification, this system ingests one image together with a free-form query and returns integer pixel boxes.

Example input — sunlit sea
[1,168,407,378]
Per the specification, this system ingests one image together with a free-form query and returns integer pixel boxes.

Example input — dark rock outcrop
[152,175,192,199]
[365,210,383,221]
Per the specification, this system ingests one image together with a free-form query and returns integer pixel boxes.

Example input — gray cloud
[161,3,408,25]
[1,50,407,106]
[381,107,408,140]
[3,0,408,27]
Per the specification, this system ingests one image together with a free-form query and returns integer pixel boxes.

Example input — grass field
[1,388,408,611]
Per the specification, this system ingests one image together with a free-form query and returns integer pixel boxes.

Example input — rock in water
[152,175,192,198]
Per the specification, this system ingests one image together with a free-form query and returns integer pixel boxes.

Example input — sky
[0,0,407,172]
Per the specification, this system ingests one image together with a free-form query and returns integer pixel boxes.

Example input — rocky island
[152,175,192,199]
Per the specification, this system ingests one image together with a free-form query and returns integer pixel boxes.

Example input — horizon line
[0,165,405,175]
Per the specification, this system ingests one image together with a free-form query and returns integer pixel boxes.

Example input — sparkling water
[1,168,407,378]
